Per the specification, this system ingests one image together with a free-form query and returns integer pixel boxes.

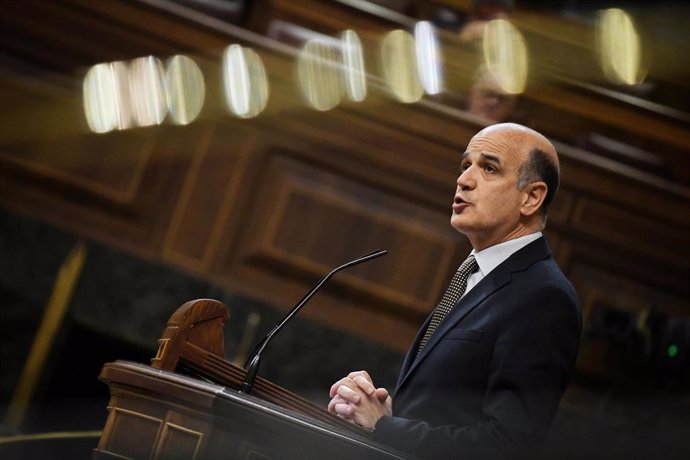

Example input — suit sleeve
[373,283,581,460]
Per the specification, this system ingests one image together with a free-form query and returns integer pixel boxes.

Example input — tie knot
[459,255,479,277]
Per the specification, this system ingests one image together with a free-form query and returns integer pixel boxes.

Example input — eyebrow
[461,152,502,165]
[481,154,501,164]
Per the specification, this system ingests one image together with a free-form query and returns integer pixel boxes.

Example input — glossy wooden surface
[96,360,411,459]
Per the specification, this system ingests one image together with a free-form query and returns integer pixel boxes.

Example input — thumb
[374,387,389,401]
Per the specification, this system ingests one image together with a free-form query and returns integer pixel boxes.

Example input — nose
[457,165,476,191]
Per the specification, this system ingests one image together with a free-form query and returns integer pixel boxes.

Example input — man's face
[450,129,528,250]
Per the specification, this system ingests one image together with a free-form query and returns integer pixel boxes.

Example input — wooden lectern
[93,299,411,459]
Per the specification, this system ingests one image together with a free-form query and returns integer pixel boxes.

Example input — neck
[467,222,542,252]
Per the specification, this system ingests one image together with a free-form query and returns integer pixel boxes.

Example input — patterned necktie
[416,255,479,355]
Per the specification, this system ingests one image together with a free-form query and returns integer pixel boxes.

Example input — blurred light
[298,39,343,111]
[596,8,645,86]
[223,45,269,118]
[380,30,423,103]
[482,19,528,94]
[667,344,678,358]
[414,21,443,95]
[166,55,205,125]
[111,61,135,130]
[83,63,119,133]
[83,61,134,134]
[341,30,367,102]
[129,56,167,127]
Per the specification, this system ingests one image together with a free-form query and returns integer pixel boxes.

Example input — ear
[520,181,547,217]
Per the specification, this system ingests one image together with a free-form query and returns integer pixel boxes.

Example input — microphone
[240,249,388,394]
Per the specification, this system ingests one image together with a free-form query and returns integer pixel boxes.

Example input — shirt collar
[470,232,542,277]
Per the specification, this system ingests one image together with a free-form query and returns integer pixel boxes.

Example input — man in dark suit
[327,123,581,459]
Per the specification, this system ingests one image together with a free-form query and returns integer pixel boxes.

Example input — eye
[484,164,497,173]
[460,162,471,171]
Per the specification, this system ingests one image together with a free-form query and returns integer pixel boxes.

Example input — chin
[450,215,468,233]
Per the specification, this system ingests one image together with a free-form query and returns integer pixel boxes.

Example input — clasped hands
[327,370,392,431]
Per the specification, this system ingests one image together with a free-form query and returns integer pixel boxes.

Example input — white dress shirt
[464,232,543,295]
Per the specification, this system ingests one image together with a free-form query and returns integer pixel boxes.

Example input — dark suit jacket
[373,237,581,460]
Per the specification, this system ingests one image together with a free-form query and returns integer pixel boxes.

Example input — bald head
[473,123,560,216]
[472,123,558,167]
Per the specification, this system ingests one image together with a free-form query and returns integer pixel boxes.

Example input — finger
[327,395,346,414]
[336,384,361,404]
[334,402,354,417]
[331,376,364,399]
[347,370,372,383]
[329,377,354,397]
[352,375,376,395]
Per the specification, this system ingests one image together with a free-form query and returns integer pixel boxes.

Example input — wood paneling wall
[0,0,688,382]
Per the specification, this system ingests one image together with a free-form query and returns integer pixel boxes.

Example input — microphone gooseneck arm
[240,249,387,394]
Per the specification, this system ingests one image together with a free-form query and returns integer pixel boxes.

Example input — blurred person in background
[467,65,518,123]
[459,0,514,43]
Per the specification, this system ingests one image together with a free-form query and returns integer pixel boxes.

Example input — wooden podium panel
[95,361,409,460]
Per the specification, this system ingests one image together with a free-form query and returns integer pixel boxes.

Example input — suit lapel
[395,270,510,392]
[396,316,432,388]
[394,237,552,394]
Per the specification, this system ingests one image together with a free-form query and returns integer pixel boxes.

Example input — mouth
[452,196,470,212]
